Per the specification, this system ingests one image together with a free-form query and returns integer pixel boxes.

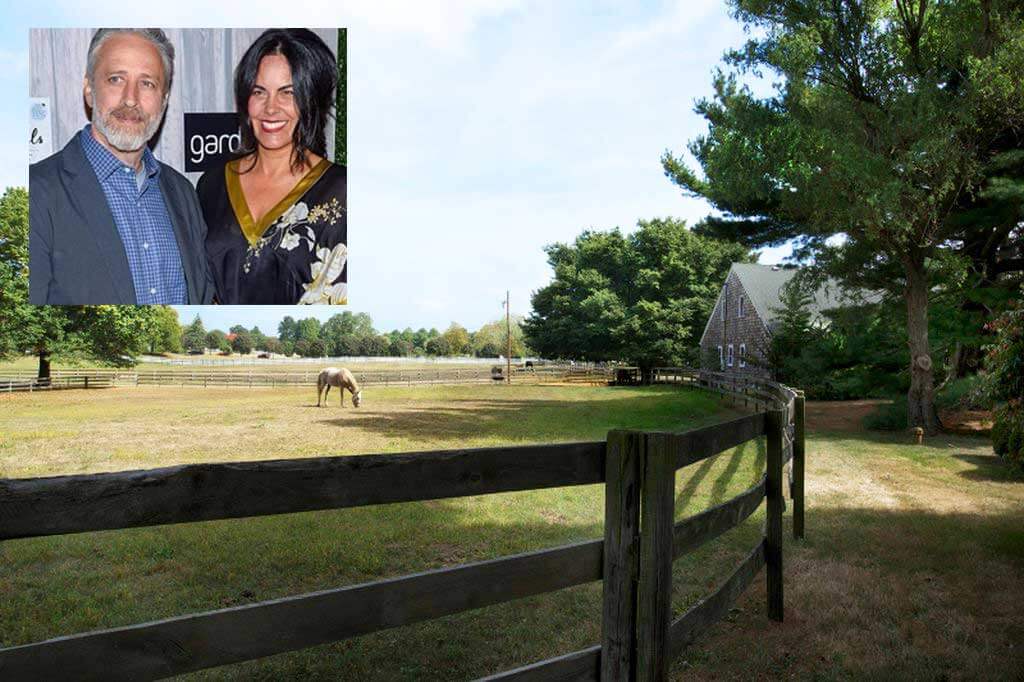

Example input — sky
[6,1,794,336]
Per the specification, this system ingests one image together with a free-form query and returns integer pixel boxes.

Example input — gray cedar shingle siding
[700,268,772,378]
[698,263,867,378]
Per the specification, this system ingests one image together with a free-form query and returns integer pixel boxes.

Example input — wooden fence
[0,374,117,392]
[0,375,805,680]
[0,365,616,391]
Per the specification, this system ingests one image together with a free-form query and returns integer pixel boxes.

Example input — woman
[198,29,346,304]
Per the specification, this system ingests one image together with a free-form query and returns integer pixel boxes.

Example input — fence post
[793,392,806,540]
[765,408,784,622]
[636,432,674,682]
[602,430,643,682]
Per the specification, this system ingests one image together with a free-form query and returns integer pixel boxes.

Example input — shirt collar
[80,124,161,182]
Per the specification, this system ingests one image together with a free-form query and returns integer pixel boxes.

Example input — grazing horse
[316,367,362,407]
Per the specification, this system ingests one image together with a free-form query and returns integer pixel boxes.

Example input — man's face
[84,33,168,153]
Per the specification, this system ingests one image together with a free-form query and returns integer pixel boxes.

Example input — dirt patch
[805,400,889,433]
[940,408,993,435]
[806,399,994,436]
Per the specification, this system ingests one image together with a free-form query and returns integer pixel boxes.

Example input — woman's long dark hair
[234,28,336,173]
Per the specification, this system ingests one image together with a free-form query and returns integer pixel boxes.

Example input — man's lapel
[158,170,196,300]
[61,133,136,304]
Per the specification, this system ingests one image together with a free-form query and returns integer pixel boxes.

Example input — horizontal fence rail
[0,365,620,391]
[0,440,609,540]
[0,540,606,681]
[0,370,805,681]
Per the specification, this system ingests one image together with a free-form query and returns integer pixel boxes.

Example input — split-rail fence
[0,370,805,681]
[0,365,616,392]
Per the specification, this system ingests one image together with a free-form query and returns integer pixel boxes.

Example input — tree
[250,326,267,351]
[321,311,377,356]
[766,278,817,378]
[766,279,909,399]
[425,335,451,356]
[986,300,1024,466]
[205,330,228,352]
[0,188,29,358]
[358,334,390,357]
[525,218,750,370]
[473,317,528,358]
[182,315,206,352]
[442,323,471,355]
[15,306,162,377]
[146,306,182,354]
[0,188,165,375]
[231,330,254,355]
[296,317,322,343]
[388,337,414,357]
[663,0,1024,432]
[278,316,298,344]
[307,339,327,357]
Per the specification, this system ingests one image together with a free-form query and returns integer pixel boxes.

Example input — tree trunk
[905,257,941,434]
[37,347,52,386]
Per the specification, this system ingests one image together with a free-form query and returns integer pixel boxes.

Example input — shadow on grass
[677,503,1024,681]
[952,453,1024,483]
[319,388,742,444]
[4,462,1022,681]
[807,426,994,452]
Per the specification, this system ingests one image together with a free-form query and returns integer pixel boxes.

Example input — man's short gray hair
[86,28,175,93]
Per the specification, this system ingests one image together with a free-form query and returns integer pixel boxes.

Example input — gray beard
[90,93,164,152]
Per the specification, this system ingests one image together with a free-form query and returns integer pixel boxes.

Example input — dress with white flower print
[198,160,347,305]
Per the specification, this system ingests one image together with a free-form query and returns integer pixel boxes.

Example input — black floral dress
[198,159,347,304]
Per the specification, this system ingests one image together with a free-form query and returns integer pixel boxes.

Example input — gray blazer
[29,131,215,305]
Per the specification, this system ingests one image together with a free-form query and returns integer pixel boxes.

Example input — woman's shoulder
[317,159,346,187]
[196,161,231,197]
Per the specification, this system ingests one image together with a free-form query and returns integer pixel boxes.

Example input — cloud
[44,1,521,53]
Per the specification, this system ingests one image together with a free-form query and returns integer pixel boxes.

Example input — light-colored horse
[316,367,362,407]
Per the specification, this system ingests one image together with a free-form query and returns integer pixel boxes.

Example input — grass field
[0,384,1021,680]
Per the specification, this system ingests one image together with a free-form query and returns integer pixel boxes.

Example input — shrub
[863,396,909,431]
[935,375,992,412]
[991,404,1024,467]
[984,301,1023,466]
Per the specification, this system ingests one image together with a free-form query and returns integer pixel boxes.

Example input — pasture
[0,384,1022,679]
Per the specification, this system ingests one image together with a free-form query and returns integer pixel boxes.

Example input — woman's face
[247,54,298,153]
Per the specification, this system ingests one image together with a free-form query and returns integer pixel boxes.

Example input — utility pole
[506,290,512,384]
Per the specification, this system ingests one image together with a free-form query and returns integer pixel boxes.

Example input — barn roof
[730,263,876,328]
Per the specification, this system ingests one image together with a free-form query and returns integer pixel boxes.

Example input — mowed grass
[0,384,732,477]
[1,386,1022,680]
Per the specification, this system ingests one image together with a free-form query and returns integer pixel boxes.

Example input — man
[29,28,214,304]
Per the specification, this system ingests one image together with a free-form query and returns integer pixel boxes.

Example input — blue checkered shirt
[80,125,187,304]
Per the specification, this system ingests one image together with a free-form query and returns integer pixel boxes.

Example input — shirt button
[150,288,157,295]
[142,242,149,249]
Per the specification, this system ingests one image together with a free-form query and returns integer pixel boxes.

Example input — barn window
[738,296,745,318]
[717,345,723,369]
[739,344,747,368]
[727,344,734,367]
[722,284,729,319]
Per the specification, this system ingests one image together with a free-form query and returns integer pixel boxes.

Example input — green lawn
[0,385,1021,680]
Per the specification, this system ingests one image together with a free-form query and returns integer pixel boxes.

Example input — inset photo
[29,27,347,305]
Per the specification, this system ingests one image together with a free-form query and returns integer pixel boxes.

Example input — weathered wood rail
[0,374,116,393]
[0,376,805,681]
[0,365,615,390]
